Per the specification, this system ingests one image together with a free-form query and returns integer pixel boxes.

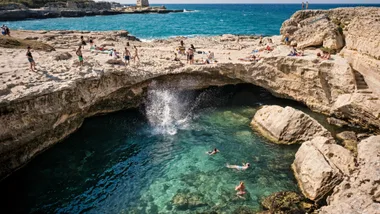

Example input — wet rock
[232,206,256,214]
[261,191,312,214]
[251,105,332,145]
[171,191,207,210]
[292,137,355,201]
[326,117,348,127]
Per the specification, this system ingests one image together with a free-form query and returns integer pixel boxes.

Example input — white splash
[145,89,190,135]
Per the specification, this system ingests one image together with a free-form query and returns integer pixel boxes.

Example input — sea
[4,4,380,40]
[0,4,377,213]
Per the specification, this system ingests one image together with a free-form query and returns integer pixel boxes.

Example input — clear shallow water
[0,84,319,214]
[4,4,380,39]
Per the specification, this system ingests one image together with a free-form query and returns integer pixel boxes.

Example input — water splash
[145,89,191,135]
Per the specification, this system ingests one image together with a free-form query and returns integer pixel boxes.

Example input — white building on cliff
[136,0,149,7]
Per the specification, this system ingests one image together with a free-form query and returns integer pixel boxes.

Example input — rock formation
[318,136,380,213]
[292,137,355,201]
[0,26,378,180]
[251,105,332,144]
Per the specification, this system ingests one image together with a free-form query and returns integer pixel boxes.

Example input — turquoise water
[0,85,308,213]
[4,4,380,39]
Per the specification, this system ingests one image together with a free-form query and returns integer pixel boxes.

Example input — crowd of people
[176,40,217,65]
[8,24,333,72]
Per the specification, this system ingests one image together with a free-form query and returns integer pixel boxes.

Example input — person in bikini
[235,181,246,199]
[226,162,250,170]
[26,46,36,72]
[76,46,84,66]
[133,46,140,63]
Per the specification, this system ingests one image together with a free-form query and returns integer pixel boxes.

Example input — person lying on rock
[226,162,250,170]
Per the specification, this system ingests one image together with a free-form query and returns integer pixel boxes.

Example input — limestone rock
[54,52,72,61]
[106,59,123,65]
[326,117,348,127]
[281,12,344,50]
[292,137,355,201]
[336,131,357,142]
[251,105,332,145]
[332,93,380,131]
[318,136,380,213]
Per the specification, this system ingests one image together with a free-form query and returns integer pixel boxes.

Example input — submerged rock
[251,105,332,145]
[292,137,355,201]
[171,191,207,210]
[261,191,313,214]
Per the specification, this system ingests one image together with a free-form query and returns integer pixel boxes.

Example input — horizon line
[137,3,380,5]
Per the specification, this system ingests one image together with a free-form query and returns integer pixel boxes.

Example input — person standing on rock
[76,46,84,66]
[186,48,194,64]
[80,36,86,49]
[302,2,304,10]
[123,47,131,66]
[306,1,309,9]
[26,46,36,72]
[89,37,94,48]
[133,46,140,63]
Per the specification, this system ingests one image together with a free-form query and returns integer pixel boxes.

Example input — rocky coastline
[0,7,379,213]
[0,1,185,21]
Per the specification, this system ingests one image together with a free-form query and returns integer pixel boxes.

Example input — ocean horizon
[3,4,380,39]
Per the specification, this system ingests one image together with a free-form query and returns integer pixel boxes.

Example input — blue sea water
[4,4,380,39]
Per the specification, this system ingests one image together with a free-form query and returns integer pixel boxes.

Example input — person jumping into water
[226,163,250,170]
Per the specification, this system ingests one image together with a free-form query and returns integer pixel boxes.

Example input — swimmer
[235,181,246,199]
[207,148,220,155]
[226,163,250,170]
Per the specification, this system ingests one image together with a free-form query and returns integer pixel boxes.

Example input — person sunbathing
[239,55,259,62]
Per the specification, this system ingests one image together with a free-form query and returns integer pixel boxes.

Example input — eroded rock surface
[319,136,380,213]
[251,105,332,144]
[292,137,355,201]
